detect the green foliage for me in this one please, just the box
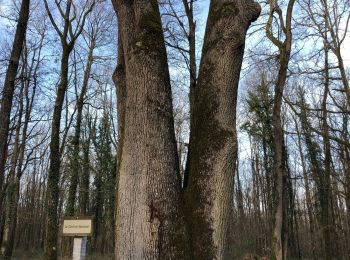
[90,110,117,253]
[241,74,273,140]
[241,72,277,225]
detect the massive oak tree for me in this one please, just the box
[185,1,260,259]
[112,0,260,259]
[112,0,190,258]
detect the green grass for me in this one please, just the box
[12,249,42,259]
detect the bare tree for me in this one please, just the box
[42,0,95,258]
[111,0,190,258]
[184,0,260,259]
[0,0,30,237]
[265,0,295,258]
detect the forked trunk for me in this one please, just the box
[185,1,260,259]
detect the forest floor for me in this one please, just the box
[12,249,114,259]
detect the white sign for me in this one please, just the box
[62,218,92,236]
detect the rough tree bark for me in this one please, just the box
[184,0,260,259]
[112,0,190,258]
[0,0,30,238]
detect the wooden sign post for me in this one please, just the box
[62,216,93,260]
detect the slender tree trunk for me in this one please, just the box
[295,119,316,259]
[182,0,196,189]
[112,1,190,258]
[1,40,37,255]
[298,93,334,258]
[338,114,350,256]
[266,1,295,258]
[236,165,245,222]
[320,41,335,260]
[185,1,260,259]
[0,70,25,258]
[79,131,91,215]
[66,40,95,216]
[43,0,94,256]
[44,45,72,260]
[322,0,350,107]
[0,0,30,235]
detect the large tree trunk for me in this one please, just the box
[184,1,260,259]
[0,0,30,236]
[112,20,126,198]
[112,0,190,258]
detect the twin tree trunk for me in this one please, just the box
[185,1,260,259]
[112,0,260,259]
[113,1,189,258]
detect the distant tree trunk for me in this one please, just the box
[44,44,72,260]
[322,0,350,107]
[2,76,33,258]
[1,35,38,255]
[320,41,336,260]
[0,0,30,236]
[341,115,350,239]
[182,0,196,189]
[79,128,91,215]
[92,153,103,251]
[66,39,95,216]
[0,68,25,258]
[236,160,245,221]
[43,0,94,257]
[112,0,190,258]
[184,0,260,259]
[298,91,333,259]
[295,118,316,259]
[265,1,295,258]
